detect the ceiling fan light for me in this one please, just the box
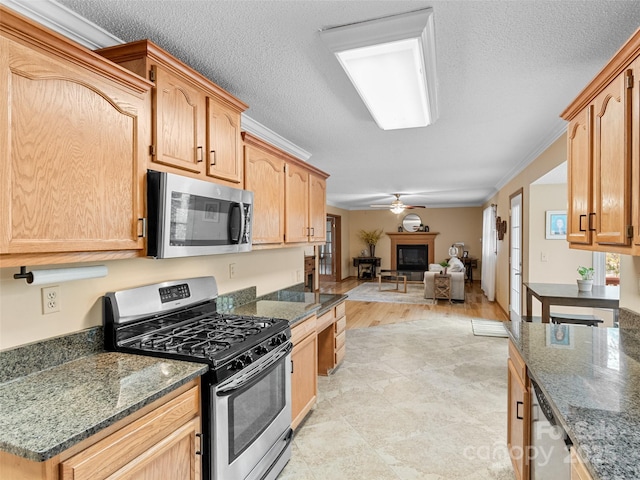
[320,8,438,131]
[391,204,406,214]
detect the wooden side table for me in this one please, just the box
[434,274,452,303]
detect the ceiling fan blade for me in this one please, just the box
[369,204,393,208]
[405,205,426,209]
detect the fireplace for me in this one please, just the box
[397,245,428,271]
[386,232,438,280]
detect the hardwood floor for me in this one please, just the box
[319,277,508,330]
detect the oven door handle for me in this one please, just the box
[216,342,292,396]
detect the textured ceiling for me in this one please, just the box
[54,0,640,210]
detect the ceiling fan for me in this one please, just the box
[369,194,426,214]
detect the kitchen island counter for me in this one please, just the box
[507,319,640,480]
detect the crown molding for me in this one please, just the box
[241,114,311,161]
[1,0,311,162]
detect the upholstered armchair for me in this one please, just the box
[424,257,466,302]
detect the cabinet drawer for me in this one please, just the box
[291,315,316,345]
[335,316,346,335]
[316,310,334,333]
[335,302,346,320]
[60,387,199,480]
[335,330,346,351]
[508,341,527,383]
[335,344,346,366]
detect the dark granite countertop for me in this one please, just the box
[0,350,207,462]
[507,320,640,480]
[228,291,347,326]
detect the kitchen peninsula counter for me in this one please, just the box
[507,319,640,480]
[228,290,347,326]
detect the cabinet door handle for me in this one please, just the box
[516,401,524,420]
[291,359,294,374]
[138,218,146,238]
[579,214,586,232]
[588,212,596,232]
[196,146,203,163]
[210,150,216,165]
[310,227,315,237]
[195,432,203,455]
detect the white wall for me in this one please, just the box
[0,247,305,350]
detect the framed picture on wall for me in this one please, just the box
[545,210,567,239]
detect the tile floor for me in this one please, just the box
[278,314,515,480]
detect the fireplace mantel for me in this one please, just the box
[386,232,439,269]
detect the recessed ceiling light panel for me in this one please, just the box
[320,8,438,130]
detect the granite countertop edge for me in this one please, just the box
[0,353,208,462]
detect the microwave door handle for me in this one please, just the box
[228,203,242,244]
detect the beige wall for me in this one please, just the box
[528,183,592,315]
[620,255,640,313]
[0,247,305,350]
[485,135,568,315]
[347,208,483,276]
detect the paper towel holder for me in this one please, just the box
[13,266,33,283]
[13,265,108,285]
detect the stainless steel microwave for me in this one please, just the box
[147,170,253,258]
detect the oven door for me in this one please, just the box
[212,342,292,480]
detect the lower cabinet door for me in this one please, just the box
[507,358,530,480]
[291,331,317,429]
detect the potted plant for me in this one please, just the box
[358,229,383,257]
[439,260,451,274]
[577,266,595,292]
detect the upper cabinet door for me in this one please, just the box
[566,107,593,245]
[592,70,633,246]
[309,174,327,243]
[244,144,285,244]
[285,163,310,243]
[0,34,149,260]
[207,97,243,184]
[153,65,205,174]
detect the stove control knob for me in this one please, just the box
[255,345,268,355]
[230,359,244,370]
[270,336,282,346]
[243,354,253,365]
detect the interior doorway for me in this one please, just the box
[509,190,523,320]
[319,214,341,281]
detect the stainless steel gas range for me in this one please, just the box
[103,277,292,480]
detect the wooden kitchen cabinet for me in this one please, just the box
[1,381,202,480]
[507,341,530,480]
[290,315,317,430]
[285,163,328,244]
[97,39,247,188]
[243,132,329,247]
[0,7,151,267]
[243,132,286,245]
[317,300,346,375]
[207,96,243,183]
[561,28,640,254]
[152,64,206,174]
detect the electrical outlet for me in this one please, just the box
[229,263,236,279]
[541,252,548,262]
[42,286,60,314]
[296,270,303,282]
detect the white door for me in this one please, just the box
[510,193,523,320]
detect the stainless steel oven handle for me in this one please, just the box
[217,342,292,395]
